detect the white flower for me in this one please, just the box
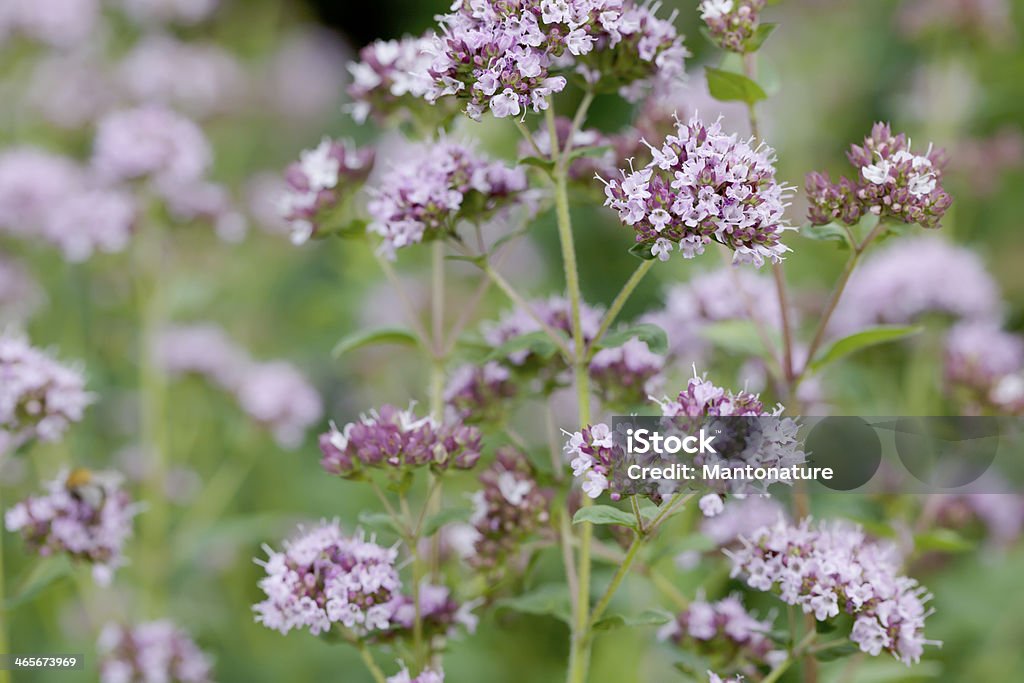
[652,237,674,261]
[489,88,522,118]
[581,470,609,499]
[907,172,936,197]
[699,493,724,517]
[299,138,340,192]
[700,0,735,20]
[861,159,891,185]
[496,471,533,506]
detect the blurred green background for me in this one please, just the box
[3,0,1024,681]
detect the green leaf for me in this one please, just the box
[745,22,778,51]
[517,155,556,172]
[593,609,673,631]
[485,330,561,362]
[915,528,973,553]
[3,556,73,610]
[421,507,472,537]
[599,323,669,355]
[673,650,712,677]
[495,584,572,624]
[801,221,852,247]
[332,327,421,358]
[808,325,923,374]
[572,505,637,529]
[628,241,657,261]
[705,67,768,105]
[814,641,861,661]
[700,319,772,357]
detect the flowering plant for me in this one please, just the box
[2,2,1022,683]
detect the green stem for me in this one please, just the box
[430,241,446,419]
[584,535,643,633]
[547,103,594,683]
[0,485,11,683]
[136,217,170,616]
[796,218,888,385]
[587,259,656,358]
[357,641,389,683]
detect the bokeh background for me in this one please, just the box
[2,0,1024,681]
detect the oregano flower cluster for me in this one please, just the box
[600,113,793,266]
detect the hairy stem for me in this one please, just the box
[357,641,389,683]
[0,486,10,683]
[136,217,170,616]
[797,219,888,384]
[547,102,593,683]
[585,535,643,633]
[588,259,656,358]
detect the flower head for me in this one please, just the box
[319,404,482,479]
[367,138,528,259]
[444,361,518,423]
[279,137,375,245]
[589,336,664,409]
[806,123,952,229]
[0,148,84,238]
[235,362,322,450]
[467,447,551,577]
[5,468,137,584]
[427,1,686,120]
[601,114,792,266]
[659,594,778,671]
[347,34,444,125]
[700,0,767,52]
[727,518,939,664]
[98,620,213,683]
[254,521,402,636]
[828,236,1000,337]
[0,332,92,453]
[92,106,211,184]
[42,188,137,262]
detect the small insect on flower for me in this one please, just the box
[5,468,139,585]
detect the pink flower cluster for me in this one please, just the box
[279,137,375,245]
[588,336,664,408]
[484,296,603,366]
[318,404,482,478]
[658,594,780,669]
[427,1,686,121]
[92,106,211,184]
[347,35,438,124]
[0,148,137,262]
[155,324,322,449]
[601,114,792,266]
[367,138,528,259]
[0,332,92,454]
[806,123,952,229]
[444,361,517,423]
[699,0,767,53]
[5,469,138,585]
[0,0,99,48]
[468,447,551,576]
[828,236,1000,337]
[727,518,939,665]
[254,522,403,636]
[98,620,214,683]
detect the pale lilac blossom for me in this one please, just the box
[92,106,211,184]
[0,332,92,453]
[235,362,323,449]
[5,468,137,585]
[0,148,84,238]
[118,0,219,26]
[253,521,402,636]
[366,138,527,259]
[727,518,939,664]
[41,188,136,262]
[700,0,766,52]
[98,620,214,683]
[600,114,792,266]
[829,236,1000,336]
[347,34,439,124]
